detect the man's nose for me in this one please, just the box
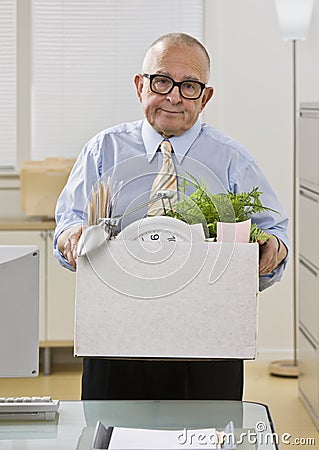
[166,85,182,103]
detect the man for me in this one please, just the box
[54,33,288,400]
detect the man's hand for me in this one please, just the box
[57,225,83,270]
[258,236,287,275]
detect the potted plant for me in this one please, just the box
[166,174,276,243]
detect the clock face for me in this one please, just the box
[138,229,186,243]
[116,216,196,242]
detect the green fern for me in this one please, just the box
[166,173,277,242]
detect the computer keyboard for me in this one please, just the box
[0,396,60,421]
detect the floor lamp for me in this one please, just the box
[269,0,314,377]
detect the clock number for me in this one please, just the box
[150,233,160,241]
[167,235,176,242]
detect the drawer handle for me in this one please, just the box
[300,258,318,276]
[299,326,317,350]
[300,189,319,203]
[300,110,319,119]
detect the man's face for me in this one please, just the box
[134,43,214,138]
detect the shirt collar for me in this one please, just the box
[142,119,201,164]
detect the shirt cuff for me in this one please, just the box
[259,257,287,292]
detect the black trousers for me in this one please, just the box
[81,358,243,400]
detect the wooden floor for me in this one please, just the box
[244,360,318,449]
[0,360,318,449]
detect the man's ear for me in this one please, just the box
[134,74,144,102]
[200,86,214,112]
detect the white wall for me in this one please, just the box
[0,174,23,218]
[2,0,319,359]
[204,0,294,359]
[299,0,319,101]
[202,0,319,359]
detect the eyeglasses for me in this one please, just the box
[143,73,206,100]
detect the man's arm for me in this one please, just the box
[232,159,289,290]
[57,224,83,270]
[53,134,103,271]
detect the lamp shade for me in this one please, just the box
[275,0,314,40]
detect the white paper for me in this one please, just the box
[108,426,218,449]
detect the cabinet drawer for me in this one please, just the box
[299,258,319,342]
[299,189,319,268]
[299,328,319,421]
[299,110,319,189]
[0,230,46,341]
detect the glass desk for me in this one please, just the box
[0,400,278,449]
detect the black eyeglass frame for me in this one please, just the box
[143,73,206,100]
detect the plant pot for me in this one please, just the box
[216,218,251,243]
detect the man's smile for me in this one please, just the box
[159,108,183,114]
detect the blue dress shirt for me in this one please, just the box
[54,119,289,290]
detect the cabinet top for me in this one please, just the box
[0,218,56,230]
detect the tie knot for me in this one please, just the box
[160,140,173,158]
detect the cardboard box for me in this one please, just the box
[74,240,259,360]
[20,158,75,218]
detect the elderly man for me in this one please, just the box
[54,33,288,400]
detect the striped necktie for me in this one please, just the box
[148,140,177,216]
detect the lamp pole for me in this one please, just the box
[269,39,298,377]
[269,0,313,377]
[292,38,298,369]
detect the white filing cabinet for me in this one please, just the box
[0,220,76,374]
[298,103,319,428]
